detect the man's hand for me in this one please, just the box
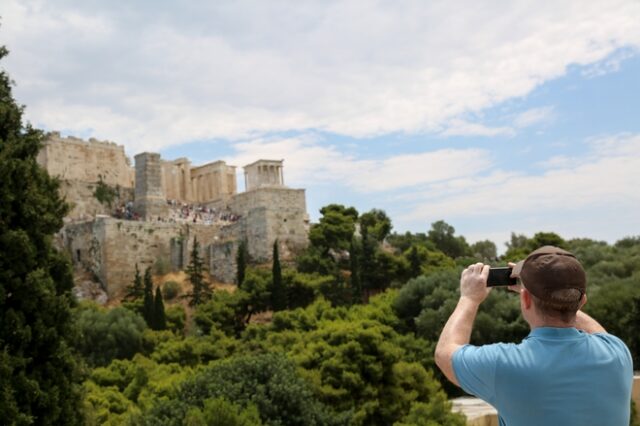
[435,262,491,386]
[460,262,492,304]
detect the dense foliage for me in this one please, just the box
[0,45,84,424]
[72,205,640,425]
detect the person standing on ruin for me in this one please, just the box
[435,246,633,425]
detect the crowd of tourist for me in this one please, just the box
[111,200,241,225]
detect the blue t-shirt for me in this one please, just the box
[452,328,633,426]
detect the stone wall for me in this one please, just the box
[61,218,226,297]
[228,187,309,257]
[60,186,310,295]
[37,132,134,188]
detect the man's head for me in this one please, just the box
[512,246,587,323]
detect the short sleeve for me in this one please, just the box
[452,344,498,403]
[593,333,633,370]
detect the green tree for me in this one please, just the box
[470,239,497,262]
[359,208,392,242]
[407,245,422,279]
[308,204,359,253]
[350,236,363,301]
[125,263,144,300]
[271,240,286,311]
[529,231,566,250]
[236,239,248,285]
[143,266,154,326]
[387,231,430,253]
[184,397,263,426]
[427,220,470,258]
[290,318,461,425]
[153,286,167,331]
[147,353,339,426]
[0,45,84,424]
[186,237,211,306]
[240,268,272,322]
[360,224,377,293]
[194,290,248,336]
[75,304,147,366]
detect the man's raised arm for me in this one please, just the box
[435,263,492,386]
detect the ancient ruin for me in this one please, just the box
[38,132,309,299]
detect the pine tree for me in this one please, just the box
[349,236,362,303]
[186,236,211,306]
[0,45,83,424]
[152,286,167,330]
[143,266,154,326]
[236,239,248,286]
[125,263,144,300]
[271,240,286,311]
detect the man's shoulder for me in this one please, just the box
[453,341,522,366]
[587,332,633,362]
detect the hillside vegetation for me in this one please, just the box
[77,207,640,425]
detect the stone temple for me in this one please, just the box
[37,132,309,299]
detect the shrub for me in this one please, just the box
[146,353,340,426]
[93,175,117,207]
[165,305,186,334]
[75,304,147,366]
[163,281,181,300]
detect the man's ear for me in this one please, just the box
[521,288,533,310]
[579,293,588,310]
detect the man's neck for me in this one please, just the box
[529,316,576,329]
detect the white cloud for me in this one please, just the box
[441,119,515,137]
[400,133,640,223]
[2,0,640,151]
[581,48,639,78]
[513,106,555,128]
[224,135,492,193]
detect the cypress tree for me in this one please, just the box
[271,240,286,311]
[125,263,144,300]
[236,239,248,286]
[143,266,154,326]
[0,45,83,424]
[153,286,167,330]
[408,245,422,279]
[349,236,362,303]
[186,236,210,306]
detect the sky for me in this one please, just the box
[2,0,640,252]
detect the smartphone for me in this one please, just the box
[487,267,517,287]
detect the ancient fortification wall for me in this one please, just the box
[61,218,226,297]
[60,188,309,296]
[227,188,308,257]
[38,132,134,188]
[46,132,309,297]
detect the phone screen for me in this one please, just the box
[487,267,517,287]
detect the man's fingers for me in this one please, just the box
[481,264,490,278]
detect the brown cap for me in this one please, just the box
[511,246,586,301]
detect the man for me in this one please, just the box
[435,246,633,425]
